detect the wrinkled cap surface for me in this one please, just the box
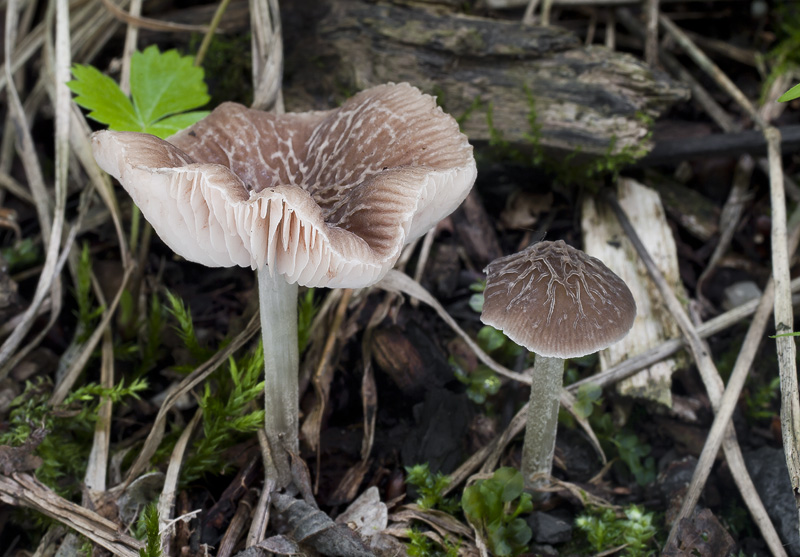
[481,240,636,359]
[92,83,476,288]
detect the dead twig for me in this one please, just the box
[606,192,787,557]
[0,474,143,557]
[766,127,800,540]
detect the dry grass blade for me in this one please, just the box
[250,0,284,111]
[645,0,659,65]
[303,288,354,494]
[98,0,210,32]
[158,408,202,553]
[606,193,787,557]
[0,171,35,204]
[69,106,131,267]
[119,0,142,93]
[49,264,133,405]
[0,474,143,557]
[378,269,531,384]
[247,432,275,547]
[658,14,765,129]
[766,127,800,538]
[84,330,115,497]
[0,0,69,375]
[125,312,260,484]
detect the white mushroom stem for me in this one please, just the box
[258,266,299,487]
[521,355,565,491]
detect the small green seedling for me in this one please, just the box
[406,528,460,557]
[461,467,533,557]
[575,504,657,556]
[136,503,162,557]
[68,45,210,138]
[573,383,603,420]
[405,463,460,514]
[452,361,501,404]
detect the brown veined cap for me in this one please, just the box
[480,240,636,359]
[92,83,476,288]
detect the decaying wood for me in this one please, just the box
[282,0,688,157]
[582,179,684,406]
[269,492,375,557]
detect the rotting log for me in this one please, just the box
[282,0,689,158]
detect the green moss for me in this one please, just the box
[480,87,651,184]
[189,33,253,107]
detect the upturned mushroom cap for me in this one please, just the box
[92,83,476,288]
[481,240,636,359]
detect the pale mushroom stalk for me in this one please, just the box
[90,83,477,489]
[481,240,636,492]
[258,268,299,481]
[522,355,564,488]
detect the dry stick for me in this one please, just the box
[568,276,800,391]
[218,487,259,557]
[98,0,209,33]
[663,133,800,553]
[124,313,260,484]
[767,127,800,538]
[249,0,284,112]
[616,8,738,135]
[696,155,754,296]
[658,12,800,547]
[0,170,35,203]
[247,430,276,547]
[605,10,615,50]
[158,408,202,554]
[522,0,540,25]
[118,0,142,94]
[682,29,759,67]
[606,194,787,556]
[644,0,659,66]
[658,14,765,129]
[0,474,143,557]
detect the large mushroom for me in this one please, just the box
[481,240,636,490]
[92,83,477,486]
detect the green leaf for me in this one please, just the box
[477,326,506,352]
[69,45,210,139]
[131,45,210,127]
[461,483,487,521]
[779,82,800,102]
[67,64,140,130]
[145,111,210,138]
[493,467,524,503]
[468,293,484,313]
[505,518,533,548]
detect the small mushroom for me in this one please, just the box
[481,240,636,490]
[92,83,476,486]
